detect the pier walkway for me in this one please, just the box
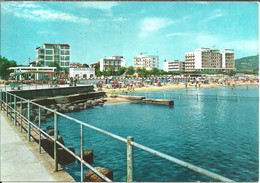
[0,112,74,181]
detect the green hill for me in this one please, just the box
[235,54,259,71]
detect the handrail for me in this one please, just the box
[0,90,234,182]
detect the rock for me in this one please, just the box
[49,104,55,110]
[22,108,35,120]
[78,103,85,110]
[77,150,94,164]
[46,111,54,117]
[42,135,65,158]
[98,103,104,107]
[57,147,76,165]
[87,100,92,104]
[34,115,47,123]
[84,167,113,182]
[46,126,53,131]
[84,104,93,109]
[91,101,99,106]
[68,106,75,112]
[48,129,59,136]
[74,105,80,112]
[96,99,103,103]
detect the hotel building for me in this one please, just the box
[163,60,185,72]
[36,43,70,68]
[133,55,159,71]
[99,56,126,72]
[185,48,235,72]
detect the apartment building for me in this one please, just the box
[133,55,159,71]
[185,48,235,72]
[36,43,70,68]
[99,56,126,72]
[163,60,185,72]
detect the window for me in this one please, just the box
[45,46,53,49]
[65,56,70,61]
[65,62,70,66]
[46,50,53,55]
[46,56,53,60]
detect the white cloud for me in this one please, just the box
[79,2,119,11]
[139,17,174,38]
[166,32,189,37]
[2,2,90,24]
[199,13,223,24]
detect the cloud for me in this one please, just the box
[139,17,174,38]
[198,9,224,25]
[166,32,189,37]
[79,2,119,11]
[2,2,91,24]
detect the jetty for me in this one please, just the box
[109,94,174,106]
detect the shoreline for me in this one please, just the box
[98,82,258,94]
[103,83,258,104]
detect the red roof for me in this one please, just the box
[30,61,36,64]
[44,43,53,46]
[90,62,100,66]
[60,44,70,47]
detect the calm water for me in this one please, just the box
[41,86,259,182]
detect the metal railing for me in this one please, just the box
[0,89,234,182]
[125,90,258,102]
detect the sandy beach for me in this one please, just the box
[96,81,258,95]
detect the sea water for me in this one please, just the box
[40,86,259,182]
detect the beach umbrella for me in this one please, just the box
[112,81,118,84]
[10,73,15,76]
[154,80,158,83]
[130,81,134,83]
[98,81,104,84]
[46,73,54,76]
[92,82,98,84]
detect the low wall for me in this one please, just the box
[9,86,95,99]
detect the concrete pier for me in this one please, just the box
[0,112,75,181]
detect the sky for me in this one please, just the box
[1,1,259,69]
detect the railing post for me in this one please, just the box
[20,100,23,133]
[127,136,133,182]
[27,100,31,142]
[54,109,58,171]
[14,96,17,126]
[6,92,8,117]
[80,124,84,182]
[39,106,41,154]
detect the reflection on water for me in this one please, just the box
[41,86,259,182]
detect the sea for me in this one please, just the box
[40,85,259,182]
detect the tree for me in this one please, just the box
[118,67,126,76]
[0,56,17,79]
[95,65,101,76]
[126,66,135,75]
[107,67,113,76]
[151,68,160,76]
[36,62,43,67]
[49,62,61,71]
[140,68,149,77]
[62,68,69,74]
[83,64,89,68]
[226,70,236,76]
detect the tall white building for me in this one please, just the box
[36,43,70,68]
[133,55,159,71]
[163,60,185,72]
[185,48,235,72]
[100,56,126,72]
